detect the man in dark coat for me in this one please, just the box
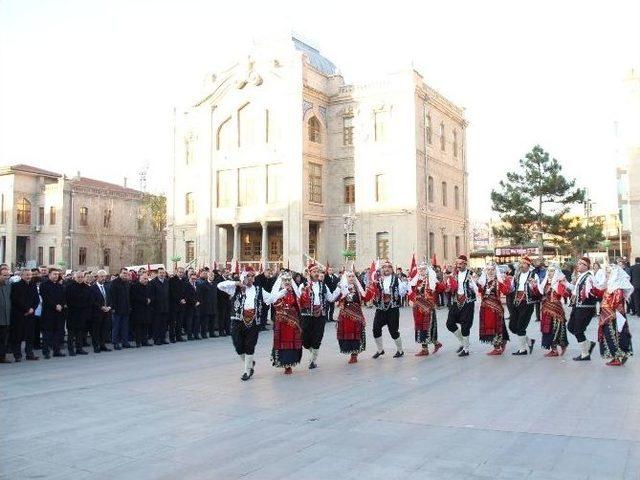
[109,268,132,349]
[130,272,152,347]
[324,265,340,322]
[65,271,92,355]
[630,257,640,316]
[149,267,170,345]
[211,269,228,336]
[40,269,67,358]
[0,267,12,362]
[168,267,187,342]
[255,267,276,331]
[196,269,215,338]
[10,269,40,361]
[89,269,112,353]
[183,271,200,340]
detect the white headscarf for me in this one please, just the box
[606,264,634,300]
[540,262,565,293]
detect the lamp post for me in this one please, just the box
[342,205,357,264]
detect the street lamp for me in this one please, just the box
[342,205,357,262]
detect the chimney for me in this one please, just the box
[76,170,81,178]
[124,177,127,188]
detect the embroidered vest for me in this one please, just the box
[230,286,263,326]
[374,275,401,310]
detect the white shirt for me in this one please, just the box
[217,280,283,308]
[97,282,106,300]
[382,275,392,294]
[517,272,528,292]
[380,274,410,297]
[457,270,467,295]
[300,281,341,303]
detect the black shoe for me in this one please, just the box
[142,341,152,347]
[26,355,40,361]
[136,342,142,348]
[202,333,209,339]
[53,351,66,357]
[162,340,170,345]
[94,346,101,353]
[187,335,194,341]
[169,338,176,343]
[43,353,51,359]
[194,335,201,340]
[122,343,132,349]
[393,351,404,358]
[309,361,317,369]
[100,345,112,352]
[573,354,591,361]
[68,350,76,356]
[372,350,385,359]
[512,350,528,356]
[114,344,122,350]
[456,345,464,354]
[588,341,596,355]
[241,372,251,381]
[76,349,88,355]
[458,350,470,357]
[176,337,186,342]
[528,339,536,354]
[14,356,22,362]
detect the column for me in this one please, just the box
[210,223,219,266]
[261,221,268,268]
[232,223,240,262]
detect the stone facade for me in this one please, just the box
[0,164,163,272]
[167,36,468,271]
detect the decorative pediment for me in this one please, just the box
[235,56,263,90]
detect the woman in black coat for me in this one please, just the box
[130,273,152,347]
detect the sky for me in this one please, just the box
[1,0,638,220]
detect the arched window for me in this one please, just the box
[426,114,432,144]
[216,117,232,150]
[428,176,434,203]
[454,185,460,210]
[442,181,448,207]
[16,198,31,225]
[453,130,458,157]
[439,122,445,151]
[308,116,321,143]
[185,192,195,215]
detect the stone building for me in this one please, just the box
[0,164,163,271]
[167,35,469,271]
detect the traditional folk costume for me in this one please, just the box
[539,266,570,357]
[567,257,603,361]
[298,267,340,369]
[476,265,511,355]
[218,268,282,381]
[270,273,303,374]
[445,255,478,357]
[369,262,410,359]
[408,263,444,357]
[508,256,541,355]
[598,265,634,366]
[336,272,373,363]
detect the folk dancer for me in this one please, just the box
[270,272,303,375]
[445,255,478,357]
[477,263,511,355]
[217,267,281,381]
[336,270,373,363]
[508,256,541,356]
[369,260,410,359]
[566,257,603,361]
[298,264,340,369]
[408,262,444,357]
[539,263,570,357]
[598,264,633,366]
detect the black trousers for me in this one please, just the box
[91,313,110,348]
[33,315,42,349]
[10,314,35,358]
[0,325,9,358]
[201,314,214,335]
[42,315,65,355]
[153,312,168,343]
[67,318,86,352]
[631,288,640,316]
[216,304,229,335]
[184,308,199,337]
[134,323,150,344]
[327,302,335,322]
[568,306,596,343]
[446,302,474,337]
[373,307,401,340]
[169,309,183,340]
[509,302,535,336]
[301,314,326,349]
[231,321,259,355]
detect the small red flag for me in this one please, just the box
[408,253,417,280]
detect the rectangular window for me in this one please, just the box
[443,234,448,260]
[375,174,388,203]
[217,170,234,207]
[103,248,111,267]
[103,209,112,228]
[376,232,390,260]
[0,194,5,224]
[343,116,354,146]
[185,241,194,263]
[48,246,55,265]
[37,246,44,265]
[454,186,460,210]
[442,182,448,207]
[238,167,260,207]
[455,236,461,257]
[308,163,322,204]
[309,224,318,259]
[265,109,270,143]
[429,232,435,258]
[79,207,88,226]
[49,206,56,225]
[267,164,284,204]
[38,206,45,226]
[344,177,355,204]
[185,192,195,215]
[79,247,87,266]
[428,176,434,203]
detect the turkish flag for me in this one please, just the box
[431,253,438,266]
[408,253,417,280]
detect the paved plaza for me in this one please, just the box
[2,306,639,480]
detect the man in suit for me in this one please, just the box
[10,269,40,361]
[169,267,187,342]
[65,271,92,356]
[255,267,276,331]
[196,269,215,338]
[109,268,132,350]
[183,271,200,340]
[149,267,170,344]
[324,266,340,322]
[630,257,640,316]
[40,269,66,359]
[89,269,112,353]
[211,269,228,336]
[0,267,12,363]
